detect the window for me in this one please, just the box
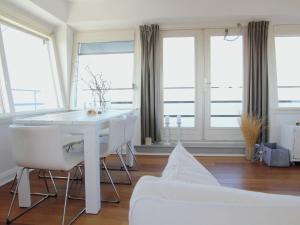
[0,60,4,114]
[275,36,300,107]
[76,41,134,109]
[163,37,195,127]
[0,24,61,112]
[209,35,243,127]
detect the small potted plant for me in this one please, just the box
[240,114,262,161]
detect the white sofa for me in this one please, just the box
[129,143,300,225]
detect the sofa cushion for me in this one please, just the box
[161,142,220,186]
[130,176,300,225]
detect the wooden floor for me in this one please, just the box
[1,155,300,225]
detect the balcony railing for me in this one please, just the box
[12,89,44,111]
[277,86,300,105]
[82,87,133,106]
[163,86,242,118]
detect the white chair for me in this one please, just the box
[100,118,132,202]
[7,125,85,225]
[9,134,84,193]
[102,114,138,171]
[37,134,84,181]
[124,114,138,168]
[99,127,109,137]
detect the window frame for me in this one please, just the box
[273,25,300,111]
[70,30,137,110]
[0,77,5,113]
[160,29,203,141]
[162,35,196,128]
[203,28,246,140]
[0,26,14,113]
[75,50,135,109]
[0,21,65,116]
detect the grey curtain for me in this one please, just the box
[247,21,269,143]
[140,24,161,144]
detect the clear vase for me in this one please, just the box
[97,100,108,114]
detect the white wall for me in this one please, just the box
[55,25,74,107]
[0,119,16,186]
[270,110,300,142]
[29,0,69,22]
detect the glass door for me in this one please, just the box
[204,30,244,140]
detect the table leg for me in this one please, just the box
[18,167,31,207]
[84,125,101,214]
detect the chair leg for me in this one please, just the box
[9,174,17,195]
[62,172,70,225]
[102,144,138,172]
[69,167,78,193]
[62,170,85,225]
[78,166,83,182]
[11,170,58,197]
[68,166,82,195]
[116,148,132,185]
[7,168,25,224]
[6,168,56,225]
[101,159,120,203]
[48,171,58,194]
[39,168,83,181]
[43,170,50,193]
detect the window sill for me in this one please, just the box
[137,140,244,148]
[0,108,68,124]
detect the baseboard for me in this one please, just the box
[136,152,245,157]
[0,167,17,187]
[135,143,245,156]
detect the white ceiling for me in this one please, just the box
[66,0,300,30]
[65,0,106,2]
[4,0,300,31]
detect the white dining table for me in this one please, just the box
[13,109,134,214]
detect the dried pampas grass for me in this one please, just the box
[240,114,262,160]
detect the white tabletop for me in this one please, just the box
[14,109,134,125]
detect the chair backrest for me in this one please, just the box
[106,118,126,154]
[10,125,67,170]
[124,114,137,143]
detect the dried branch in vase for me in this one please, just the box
[82,66,111,113]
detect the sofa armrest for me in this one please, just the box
[129,176,300,225]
